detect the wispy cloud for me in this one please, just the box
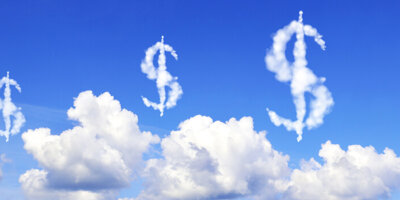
[0,153,11,180]
[141,36,183,116]
[265,11,334,141]
[0,71,25,142]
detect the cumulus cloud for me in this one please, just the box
[115,115,400,200]
[135,115,290,200]
[265,11,334,141]
[20,91,159,200]
[19,169,117,200]
[141,36,183,116]
[0,71,25,142]
[284,141,400,200]
[19,100,400,200]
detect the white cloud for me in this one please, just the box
[117,115,400,200]
[265,11,333,141]
[0,71,26,142]
[19,169,117,200]
[136,115,290,200]
[141,36,183,116]
[20,91,159,200]
[19,100,400,200]
[284,141,400,200]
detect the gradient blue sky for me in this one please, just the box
[0,0,399,199]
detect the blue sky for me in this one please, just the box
[0,0,399,199]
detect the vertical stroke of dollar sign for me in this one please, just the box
[0,71,25,142]
[265,11,334,142]
[141,36,183,116]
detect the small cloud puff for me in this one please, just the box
[0,153,11,180]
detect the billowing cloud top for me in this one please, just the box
[285,141,400,200]
[0,71,25,142]
[265,11,334,142]
[124,115,400,200]
[136,115,290,200]
[20,91,159,200]
[141,36,183,116]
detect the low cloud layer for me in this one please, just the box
[141,36,183,116]
[0,71,25,142]
[20,91,159,200]
[265,11,334,141]
[17,91,400,200]
[285,141,400,200]
[123,116,400,200]
[20,169,117,200]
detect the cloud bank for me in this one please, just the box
[122,116,400,200]
[19,91,159,200]
[18,92,400,200]
[141,36,183,116]
[284,141,400,200]
[0,71,25,142]
[265,11,334,141]
[120,116,400,200]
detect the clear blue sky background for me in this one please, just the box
[0,0,399,199]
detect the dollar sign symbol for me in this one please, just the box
[265,11,334,142]
[141,36,183,116]
[0,71,25,142]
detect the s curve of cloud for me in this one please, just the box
[265,11,334,142]
[0,71,25,142]
[141,36,183,117]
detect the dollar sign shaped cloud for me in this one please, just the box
[0,71,25,142]
[141,36,183,116]
[265,11,334,142]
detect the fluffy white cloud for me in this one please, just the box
[19,169,117,200]
[17,91,400,200]
[119,115,400,200]
[265,11,333,141]
[0,71,25,142]
[284,141,400,200]
[136,115,290,200]
[20,169,117,200]
[19,91,159,200]
[141,36,183,116]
